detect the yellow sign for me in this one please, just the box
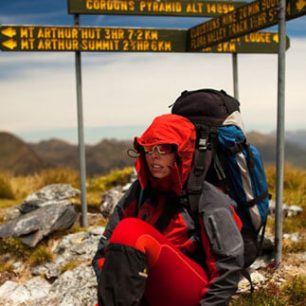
[0,26,185,52]
[0,25,289,54]
[68,0,246,17]
[188,0,306,50]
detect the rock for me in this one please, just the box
[250,254,274,270]
[284,205,303,217]
[32,227,104,280]
[19,184,80,214]
[0,277,51,305]
[48,265,97,306]
[0,204,77,247]
[99,186,124,218]
[283,232,300,242]
[0,266,97,306]
[237,270,267,293]
[269,200,303,217]
[1,207,21,222]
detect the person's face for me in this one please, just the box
[144,145,176,179]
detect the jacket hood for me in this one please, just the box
[134,114,196,195]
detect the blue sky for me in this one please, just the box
[0,0,305,143]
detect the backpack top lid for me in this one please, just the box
[171,89,240,126]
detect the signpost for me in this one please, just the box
[68,0,246,17]
[201,31,290,53]
[0,25,186,52]
[188,0,306,50]
[2,2,303,246]
[0,25,289,53]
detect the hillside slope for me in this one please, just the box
[0,132,46,175]
[1,130,305,176]
[29,138,133,176]
[248,131,306,167]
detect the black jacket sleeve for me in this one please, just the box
[199,182,244,306]
[92,180,141,280]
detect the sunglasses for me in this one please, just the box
[143,144,175,155]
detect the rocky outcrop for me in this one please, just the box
[0,226,103,306]
[18,184,80,214]
[0,184,79,247]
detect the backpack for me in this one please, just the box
[171,89,270,266]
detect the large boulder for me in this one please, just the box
[0,204,77,247]
[18,184,80,214]
[0,184,80,247]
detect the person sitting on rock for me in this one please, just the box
[92,113,244,306]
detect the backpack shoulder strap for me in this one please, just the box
[187,126,216,216]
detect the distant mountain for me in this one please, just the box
[1,130,305,176]
[85,139,133,176]
[285,130,306,150]
[30,139,79,170]
[0,132,47,175]
[29,138,134,176]
[247,131,306,168]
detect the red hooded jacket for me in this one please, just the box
[92,114,244,305]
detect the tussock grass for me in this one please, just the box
[0,167,133,210]
[60,259,83,273]
[231,275,306,306]
[27,244,54,267]
[0,237,54,269]
[0,237,31,259]
[0,167,79,208]
[282,238,306,253]
[86,167,134,208]
[87,167,133,193]
[0,173,15,200]
[266,164,306,208]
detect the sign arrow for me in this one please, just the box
[272,34,279,43]
[2,39,17,50]
[1,27,17,38]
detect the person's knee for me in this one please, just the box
[110,218,152,246]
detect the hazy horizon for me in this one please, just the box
[1,125,304,145]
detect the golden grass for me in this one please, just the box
[60,259,84,274]
[265,163,306,208]
[230,275,306,306]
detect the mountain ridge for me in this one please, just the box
[0,130,305,176]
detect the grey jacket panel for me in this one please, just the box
[199,182,244,306]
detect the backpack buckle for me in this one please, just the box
[198,138,208,150]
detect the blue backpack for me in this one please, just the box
[218,125,270,232]
[171,89,270,242]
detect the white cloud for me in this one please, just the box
[0,37,306,137]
